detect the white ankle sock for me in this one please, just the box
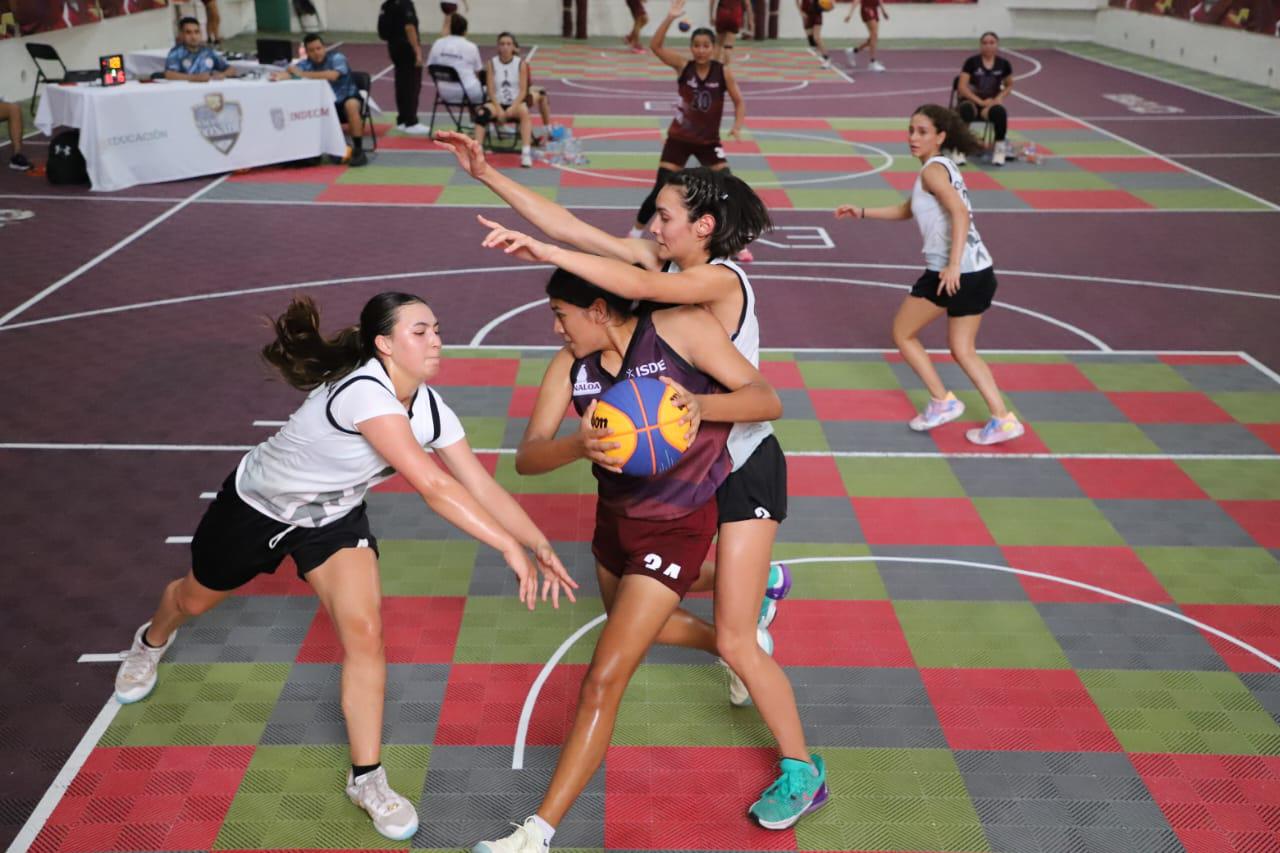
[531,814,555,843]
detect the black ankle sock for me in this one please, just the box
[140,628,162,649]
[352,762,381,780]
[352,137,363,153]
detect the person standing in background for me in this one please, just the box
[379,0,432,135]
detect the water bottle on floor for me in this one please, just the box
[1023,142,1040,165]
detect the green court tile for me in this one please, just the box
[453,596,606,663]
[894,601,1070,669]
[836,457,966,498]
[336,165,454,185]
[1133,189,1269,211]
[102,663,290,747]
[380,540,478,596]
[883,154,923,173]
[827,117,911,130]
[571,152,659,170]
[799,360,900,390]
[515,356,553,386]
[613,664,774,746]
[905,389,1017,421]
[991,170,1114,191]
[1078,670,1280,756]
[1136,547,1280,605]
[754,139,856,155]
[1033,422,1162,455]
[458,416,506,449]
[217,745,429,849]
[1209,392,1280,424]
[724,168,779,186]
[772,544,886,600]
[1178,459,1280,500]
[771,419,831,452]
[1077,362,1194,392]
[571,115,665,128]
[974,497,1125,547]
[795,748,989,852]
[982,353,1070,363]
[786,188,904,210]
[492,454,598,494]
[761,350,796,361]
[436,185,557,205]
[446,348,522,359]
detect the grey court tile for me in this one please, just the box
[1006,391,1129,423]
[1103,171,1216,191]
[1066,353,1161,364]
[206,181,327,201]
[947,458,1084,499]
[1140,423,1275,455]
[417,745,604,849]
[368,492,472,539]
[1034,602,1228,671]
[469,540,599,598]
[775,496,861,543]
[261,663,448,746]
[777,388,816,419]
[822,420,931,453]
[555,187,641,206]
[1096,499,1256,547]
[889,360,971,390]
[968,189,1033,210]
[870,545,1027,601]
[1240,673,1280,725]
[790,666,946,748]
[447,163,563,186]
[501,414,578,448]
[166,596,317,663]
[434,386,513,416]
[1172,363,1279,392]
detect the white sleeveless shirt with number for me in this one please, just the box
[910,155,993,273]
[490,54,522,107]
[664,257,772,472]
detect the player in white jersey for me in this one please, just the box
[835,104,1025,446]
[112,293,577,840]
[437,129,827,832]
[482,32,539,167]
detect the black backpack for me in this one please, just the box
[377,0,404,41]
[47,130,89,186]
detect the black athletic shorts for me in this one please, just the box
[716,434,788,525]
[910,266,998,317]
[191,471,379,591]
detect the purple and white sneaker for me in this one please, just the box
[966,414,1025,446]
[909,392,965,432]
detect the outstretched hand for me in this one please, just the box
[533,541,579,607]
[434,130,489,179]
[477,215,557,263]
[834,205,864,220]
[668,0,687,19]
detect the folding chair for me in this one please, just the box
[949,75,995,148]
[350,70,377,152]
[426,64,485,135]
[26,43,98,117]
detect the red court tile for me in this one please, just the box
[508,384,577,419]
[606,746,795,851]
[297,596,465,663]
[1218,501,1280,548]
[837,128,909,142]
[920,668,1121,752]
[882,169,1003,192]
[435,663,584,746]
[432,358,520,386]
[758,359,805,388]
[1061,458,1209,500]
[1002,545,1172,604]
[1247,424,1280,453]
[722,138,763,155]
[989,361,1096,391]
[1066,156,1180,173]
[35,746,252,853]
[1106,392,1235,424]
[513,493,597,541]
[785,455,846,496]
[929,420,1050,454]
[852,497,995,546]
[559,168,657,187]
[235,557,310,596]
[228,163,347,183]
[375,134,440,150]
[315,184,444,204]
[1158,354,1247,365]
[773,600,915,667]
[764,155,873,172]
[1131,754,1280,850]
[809,389,917,421]
[752,187,793,209]
[1180,604,1280,674]
[1016,189,1152,210]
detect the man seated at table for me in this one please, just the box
[274,34,367,167]
[165,16,240,82]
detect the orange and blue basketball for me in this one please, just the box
[592,377,690,477]
[818,0,834,9]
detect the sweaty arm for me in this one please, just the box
[515,348,614,475]
[657,307,782,424]
[546,243,738,305]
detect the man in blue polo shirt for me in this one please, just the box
[275,34,367,166]
[165,16,239,82]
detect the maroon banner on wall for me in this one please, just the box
[1,0,169,40]
[1110,0,1279,37]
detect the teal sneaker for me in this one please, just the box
[758,562,792,628]
[749,754,829,830]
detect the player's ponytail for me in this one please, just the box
[913,103,984,157]
[668,167,773,259]
[262,292,425,390]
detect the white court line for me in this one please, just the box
[525,45,539,63]
[808,47,854,84]
[1079,114,1280,121]
[0,442,253,451]
[369,62,396,82]
[253,420,286,427]
[0,174,230,328]
[200,492,217,499]
[1239,351,1280,386]
[165,536,193,544]
[511,553,1280,768]
[78,653,124,663]
[1003,48,1280,214]
[1053,46,1280,118]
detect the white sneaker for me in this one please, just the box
[725,626,775,708]
[845,47,856,66]
[520,149,533,168]
[346,767,419,841]
[992,140,1007,167]
[947,149,967,167]
[473,816,548,852]
[398,123,432,136]
[114,623,175,704]
[869,59,886,72]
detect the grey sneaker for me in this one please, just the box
[114,623,174,704]
[726,626,775,707]
[346,766,419,840]
[472,815,548,852]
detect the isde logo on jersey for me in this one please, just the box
[625,360,666,379]
[573,364,602,396]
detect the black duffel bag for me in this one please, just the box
[47,129,89,186]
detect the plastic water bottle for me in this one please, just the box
[1023,142,1040,165]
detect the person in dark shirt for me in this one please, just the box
[957,31,1015,164]
[274,34,368,166]
[380,0,431,134]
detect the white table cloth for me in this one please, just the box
[34,78,348,192]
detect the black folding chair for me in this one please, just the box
[350,70,377,152]
[949,75,996,148]
[426,64,485,135]
[26,43,98,117]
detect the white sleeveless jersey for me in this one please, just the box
[665,257,772,471]
[910,155,993,273]
[490,54,522,107]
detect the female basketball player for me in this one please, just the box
[835,104,1025,445]
[112,293,577,841]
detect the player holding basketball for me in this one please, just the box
[835,105,1025,445]
[710,0,752,64]
[111,293,577,841]
[845,0,887,71]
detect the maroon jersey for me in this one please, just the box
[570,311,731,521]
[669,61,727,145]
